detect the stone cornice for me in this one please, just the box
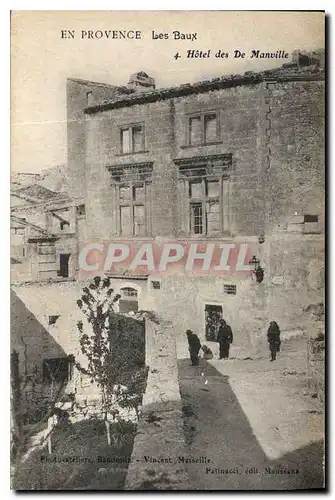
[173,154,232,167]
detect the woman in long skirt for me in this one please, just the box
[267,321,281,361]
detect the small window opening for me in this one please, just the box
[48,315,60,326]
[223,284,237,295]
[76,204,86,217]
[86,91,93,105]
[304,215,318,223]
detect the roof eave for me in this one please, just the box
[84,73,325,115]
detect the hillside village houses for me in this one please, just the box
[11,50,325,415]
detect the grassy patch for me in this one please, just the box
[181,397,198,445]
[138,472,174,490]
[13,419,136,490]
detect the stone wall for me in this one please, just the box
[11,289,68,422]
[125,316,190,490]
[265,80,324,228]
[11,280,96,418]
[67,79,118,201]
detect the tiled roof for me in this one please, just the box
[12,184,62,202]
[85,61,325,114]
[67,77,117,89]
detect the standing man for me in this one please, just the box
[186,330,201,366]
[217,319,233,360]
[267,321,281,361]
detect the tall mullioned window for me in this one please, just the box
[120,185,145,236]
[175,154,232,237]
[107,162,153,237]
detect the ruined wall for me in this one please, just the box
[38,165,69,194]
[125,316,190,490]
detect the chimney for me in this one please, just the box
[127,71,156,92]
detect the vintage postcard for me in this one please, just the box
[10,11,325,490]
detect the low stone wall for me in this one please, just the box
[125,316,190,490]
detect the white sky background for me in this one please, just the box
[11,11,324,174]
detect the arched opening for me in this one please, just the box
[119,286,139,314]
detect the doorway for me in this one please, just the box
[205,304,223,341]
[59,253,70,278]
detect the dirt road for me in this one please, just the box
[178,357,324,490]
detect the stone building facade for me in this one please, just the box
[78,56,324,357]
[10,181,83,282]
[11,53,325,411]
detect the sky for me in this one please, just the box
[11,11,324,174]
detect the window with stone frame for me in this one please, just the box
[188,179,221,236]
[120,185,146,236]
[120,124,145,154]
[107,162,153,236]
[190,201,203,234]
[223,284,237,295]
[187,112,219,146]
[175,154,232,236]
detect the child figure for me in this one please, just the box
[202,345,213,360]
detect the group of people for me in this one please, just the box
[186,320,281,366]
